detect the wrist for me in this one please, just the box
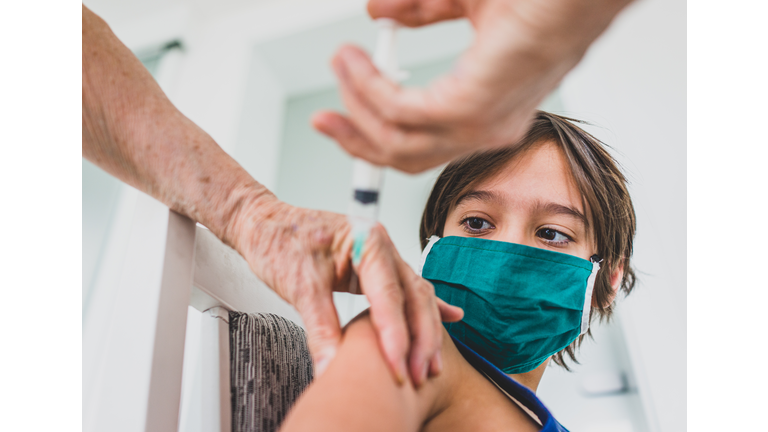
[130,109,280,254]
[219,183,281,255]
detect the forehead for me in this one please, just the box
[468,141,585,214]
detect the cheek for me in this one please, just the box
[443,222,463,237]
[577,232,599,261]
[576,245,596,261]
[568,238,596,261]
[441,213,464,237]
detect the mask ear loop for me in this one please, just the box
[417,235,441,277]
[581,255,603,335]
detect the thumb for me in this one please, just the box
[296,290,343,377]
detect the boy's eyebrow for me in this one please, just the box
[533,200,589,228]
[455,190,588,228]
[455,190,505,208]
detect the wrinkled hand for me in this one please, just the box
[228,194,463,386]
[313,0,632,173]
[82,1,463,388]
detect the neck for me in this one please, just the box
[507,358,549,392]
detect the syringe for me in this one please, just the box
[348,19,407,267]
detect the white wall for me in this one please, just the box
[82,159,122,311]
[558,0,687,430]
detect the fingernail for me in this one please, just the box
[395,359,407,386]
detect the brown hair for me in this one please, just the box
[420,111,637,370]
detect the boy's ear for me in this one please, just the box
[591,263,624,308]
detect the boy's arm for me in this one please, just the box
[280,311,450,432]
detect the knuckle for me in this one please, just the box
[379,280,405,305]
[411,277,435,303]
[419,278,435,296]
[387,152,413,172]
[401,162,425,175]
[379,102,402,123]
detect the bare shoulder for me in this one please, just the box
[341,312,539,432]
[338,310,456,415]
[421,330,542,432]
[281,311,540,432]
[280,310,436,432]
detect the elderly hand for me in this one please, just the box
[226,193,463,385]
[82,3,461,388]
[312,0,632,173]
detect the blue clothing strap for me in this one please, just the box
[451,334,570,432]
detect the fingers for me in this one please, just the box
[437,297,464,322]
[311,111,383,164]
[332,49,410,158]
[356,225,412,385]
[295,280,344,378]
[312,110,441,173]
[367,0,466,27]
[325,45,473,173]
[333,45,432,126]
[397,256,443,388]
[316,79,446,173]
[358,224,447,388]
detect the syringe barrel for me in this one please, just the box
[349,159,382,224]
[347,18,402,266]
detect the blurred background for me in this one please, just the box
[82,0,685,431]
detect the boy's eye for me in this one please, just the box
[536,228,571,244]
[461,217,494,233]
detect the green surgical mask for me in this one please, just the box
[419,236,601,374]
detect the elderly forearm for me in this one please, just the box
[81,5,271,247]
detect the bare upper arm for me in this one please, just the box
[280,310,441,432]
[280,310,543,432]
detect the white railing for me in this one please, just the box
[84,197,301,432]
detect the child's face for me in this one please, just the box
[443,140,597,261]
